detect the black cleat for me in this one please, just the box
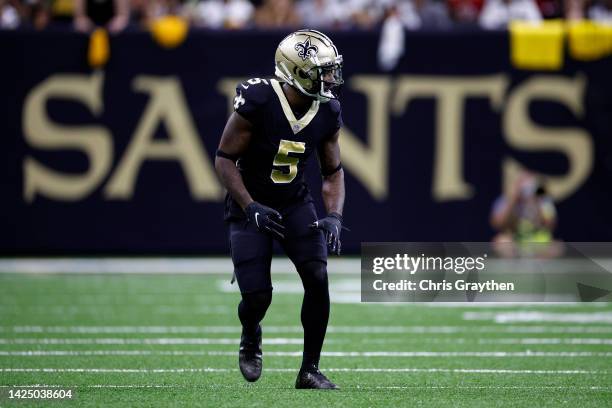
[295,366,338,389]
[238,326,262,382]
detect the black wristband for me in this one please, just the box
[321,162,342,177]
[216,149,240,162]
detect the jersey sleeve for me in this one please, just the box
[233,79,271,125]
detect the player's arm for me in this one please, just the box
[319,130,345,216]
[74,0,93,32]
[108,0,130,32]
[310,130,346,255]
[490,196,518,231]
[215,112,254,211]
[215,112,285,239]
[491,175,526,231]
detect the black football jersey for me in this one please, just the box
[225,78,343,220]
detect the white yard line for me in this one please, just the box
[479,338,612,345]
[1,384,610,390]
[0,338,310,345]
[218,280,362,294]
[2,325,611,334]
[1,337,610,345]
[363,337,612,345]
[0,258,360,275]
[0,368,606,374]
[1,350,611,358]
[463,311,612,324]
[425,302,608,308]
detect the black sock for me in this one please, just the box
[297,261,330,371]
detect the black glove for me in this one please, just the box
[309,212,344,255]
[245,202,285,240]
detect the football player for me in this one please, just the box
[215,29,346,389]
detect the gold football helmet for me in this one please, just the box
[274,29,344,103]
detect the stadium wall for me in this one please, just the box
[1,29,611,254]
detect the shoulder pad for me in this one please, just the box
[328,99,342,116]
[235,78,273,105]
[233,78,273,123]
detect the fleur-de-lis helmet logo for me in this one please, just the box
[294,37,318,61]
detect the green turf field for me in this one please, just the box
[0,259,611,407]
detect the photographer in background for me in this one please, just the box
[588,0,612,22]
[479,0,541,29]
[0,0,20,28]
[490,171,561,257]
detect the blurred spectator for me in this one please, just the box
[394,0,419,27]
[379,4,404,69]
[535,0,563,19]
[129,0,188,28]
[447,0,484,24]
[378,0,451,72]
[6,0,610,31]
[490,171,558,257]
[16,0,53,30]
[254,0,300,28]
[296,0,348,29]
[148,0,184,18]
[588,0,612,22]
[565,0,586,19]
[418,0,452,27]
[479,0,541,29]
[348,0,389,28]
[185,0,254,29]
[0,0,20,28]
[30,0,50,29]
[129,0,151,27]
[395,0,452,28]
[74,0,130,32]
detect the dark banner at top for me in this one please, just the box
[1,29,612,254]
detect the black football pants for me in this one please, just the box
[229,201,329,368]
